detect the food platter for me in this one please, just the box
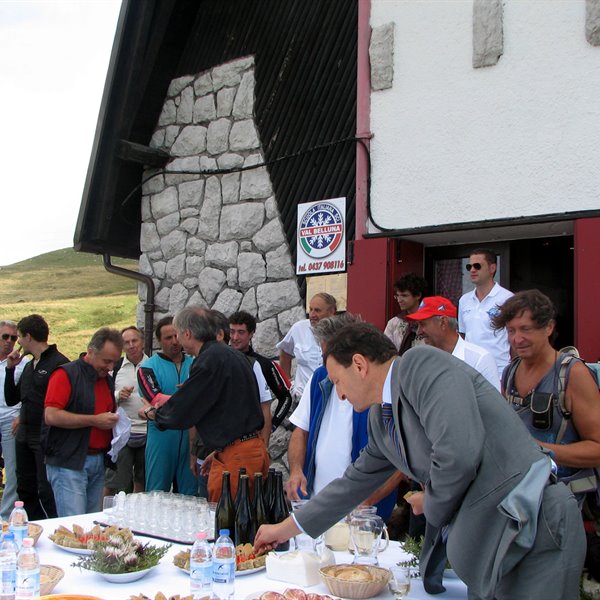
[52,542,94,556]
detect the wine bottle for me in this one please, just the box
[253,473,268,528]
[234,475,256,546]
[263,467,275,510]
[233,467,247,512]
[214,471,235,544]
[270,471,290,551]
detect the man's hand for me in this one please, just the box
[118,386,134,402]
[200,451,215,476]
[405,491,425,515]
[285,470,308,501]
[6,349,24,369]
[95,412,120,430]
[11,416,19,437]
[254,518,300,555]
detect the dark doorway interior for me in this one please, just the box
[425,235,574,349]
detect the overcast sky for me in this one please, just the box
[0,0,121,266]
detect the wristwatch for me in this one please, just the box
[144,406,156,416]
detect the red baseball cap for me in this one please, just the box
[405,296,457,320]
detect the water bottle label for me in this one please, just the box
[8,526,27,549]
[0,568,16,593]
[190,562,212,592]
[15,569,39,598]
[212,561,235,584]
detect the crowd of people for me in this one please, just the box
[0,246,598,599]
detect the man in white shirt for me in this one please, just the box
[458,248,513,380]
[0,319,28,519]
[407,296,500,390]
[276,293,337,399]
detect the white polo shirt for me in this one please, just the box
[451,336,500,391]
[458,283,513,380]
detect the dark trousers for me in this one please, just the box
[15,434,57,520]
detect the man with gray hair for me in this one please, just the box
[406,296,500,390]
[145,307,269,501]
[43,328,121,516]
[285,313,400,521]
[0,319,28,519]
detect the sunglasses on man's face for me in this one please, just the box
[1,334,17,342]
[465,263,482,272]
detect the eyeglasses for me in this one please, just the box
[465,263,482,272]
[1,334,17,342]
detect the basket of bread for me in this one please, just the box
[319,563,391,599]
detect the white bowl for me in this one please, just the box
[98,566,155,583]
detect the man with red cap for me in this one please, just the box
[406,296,500,390]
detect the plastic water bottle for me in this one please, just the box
[8,503,28,551]
[190,531,212,599]
[0,532,18,600]
[15,538,38,600]
[212,528,235,600]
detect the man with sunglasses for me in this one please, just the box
[458,248,513,380]
[0,320,28,519]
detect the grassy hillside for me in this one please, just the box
[0,248,140,359]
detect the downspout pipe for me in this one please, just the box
[102,254,155,356]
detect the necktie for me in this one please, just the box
[381,403,401,455]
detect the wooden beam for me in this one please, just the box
[117,139,170,167]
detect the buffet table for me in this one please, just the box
[33,513,468,599]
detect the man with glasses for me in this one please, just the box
[0,320,28,519]
[458,248,513,380]
[4,314,69,519]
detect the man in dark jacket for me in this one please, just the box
[4,314,69,519]
[44,328,121,516]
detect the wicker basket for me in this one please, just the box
[40,565,65,596]
[320,563,391,599]
[28,522,43,545]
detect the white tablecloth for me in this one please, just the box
[33,512,468,599]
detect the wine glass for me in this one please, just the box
[388,565,411,599]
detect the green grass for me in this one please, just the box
[0,248,140,359]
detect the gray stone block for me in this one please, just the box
[188,290,208,308]
[180,208,200,218]
[212,56,254,91]
[160,229,186,260]
[180,217,199,235]
[222,173,240,204]
[587,0,600,46]
[239,288,257,316]
[238,252,266,289]
[473,0,503,68]
[229,120,260,151]
[186,255,205,276]
[186,237,206,255]
[200,156,218,172]
[179,179,205,209]
[277,306,307,336]
[232,71,254,119]
[154,261,166,279]
[266,244,295,280]
[165,157,200,185]
[212,288,243,315]
[226,267,238,287]
[171,125,207,156]
[220,203,264,240]
[217,153,244,170]
[154,286,171,312]
[241,241,253,252]
[169,283,189,314]
[165,126,180,148]
[264,196,279,220]
[194,72,213,96]
[158,99,176,126]
[240,166,273,199]
[370,22,395,91]
[166,254,186,283]
[156,212,180,236]
[176,86,194,124]
[198,267,226,305]
[253,218,286,252]
[142,170,165,196]
[207,118,232,155]
[141,196,152,222]
[140,223,161,253]
[149,129,165,149]
[253,318,280,359]
[197,194,221,241]
[193,95,217,123]
[183,278,198,289]
[256,281,302,320]
[217,87,236,117]
[205,241,239,268]
[150,187,178,219]
[168,75,194,97]
[139,253,153,276]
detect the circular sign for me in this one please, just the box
[298,202,344,259]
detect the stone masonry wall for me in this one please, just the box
[138,56,304,470]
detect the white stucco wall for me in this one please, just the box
[369,0,600,231]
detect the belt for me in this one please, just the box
[216,431,259,452]
[87,448,106,455]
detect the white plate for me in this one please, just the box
[98,566,155,583]
[176,563,266,577]
[52,542,94,555]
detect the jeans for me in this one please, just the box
[46,454,105,517]
[0,418,17,520]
